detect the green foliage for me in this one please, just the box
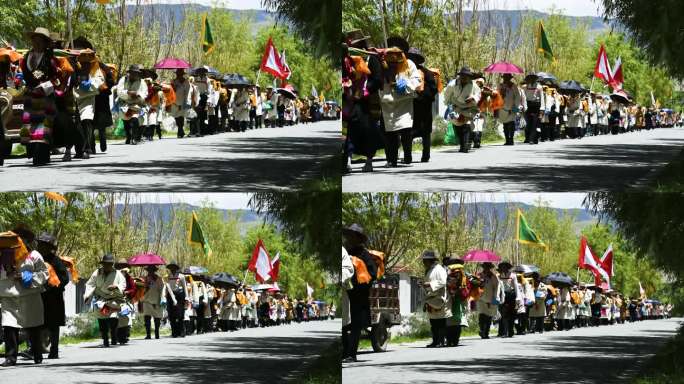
[0,193,331,300]
[0,2,337,102]
[601,0,684,80]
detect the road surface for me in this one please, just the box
[343,127,684,192]
[0,120,339,191]
[0,319,340,383]
[342,317,682,384]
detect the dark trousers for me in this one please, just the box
[239,121,248,132]
[414,116,432,161]
[97,318,118,346]
[541,122,552,141]
[478,313,492,338]
[524,108,540,143]
[342,324,361,359]
[91,122,108,153]
[197,108,207,136]
[208,115,219,134]
[3,326,42,364]
[456,124,471,152]
[196,303,205,334]
[530,316,544,333]
[123,118,141,144]
[420,131,431,161]
[445,325,462,346]
[176,117,186,138]
[144,316,161,339]
[80,119,93,154]
[516,312,529,335]
[0,118,5,166]
[429,318,446,346]
[499,313,515,337]
[46,324,60,356]
[503,121,515,145]
[255,115,262,128]
[472,131,482,148]
[249,108,257,128]
[167,296,185,337]
[384,128,412,165]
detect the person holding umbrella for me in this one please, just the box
[170,68,192,138]
[83,254,126,347]
[342,224,377,363]
[36,233,68,359]
[476,262,502,339]
[164,260,188,338]
[141,265,166,339]
[496,73,522,146]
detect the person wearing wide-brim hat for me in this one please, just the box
[20,28,62,165]
[83,254,127,347]
[141,264,165,339]
[116,63,148,145]
[522,71,545,144]
[444,66,481,153]
[342,223,377,363]
[164,260,188,337]
[113,257,136,344]
[72,47,105,160]
[475,259,502,339]
[379,41,422,168]
[421,249,449,347]
[528,271,547,333]
[406,47,437,163]
[342,29,385,173]
[1,226,49,366]
[36,232,68,359]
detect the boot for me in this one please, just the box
[144,316,152,339]
[154,318,161,339]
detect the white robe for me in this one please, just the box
[379,59,421,132]
[83,268,127,319]
[73,68,105,121]
[423,263,450,319]
[0,250,49,328]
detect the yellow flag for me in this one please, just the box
[44,192,68,204]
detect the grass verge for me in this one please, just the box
[631,324,684,384]
[301,340,341,384]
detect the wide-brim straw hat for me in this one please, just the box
[25,27,52,42]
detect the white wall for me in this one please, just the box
[398,272,412,317]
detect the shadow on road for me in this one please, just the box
[398,142,684,191]
[43,135,339,191]
[45,332,340,384]
[354,331,676,383]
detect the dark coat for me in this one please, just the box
[412,65,437,136]
[346,54,385,156]
[42,253,69,327]
[345,245,377,329]
[94,63,115,128]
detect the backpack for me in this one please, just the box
[368,250,385,280]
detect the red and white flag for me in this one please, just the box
[610,56,623,90]
[270,252,280,282]
[600,244,614,278]
[578,236,610,285]
[280,49,292,80]
[260,37,288,79]
[593,44,613,85]
[248,239,273,283]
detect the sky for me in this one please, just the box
[133,193,253,210]
[487,0,604,17]
[126,0,265,9]
[474,193,588,209]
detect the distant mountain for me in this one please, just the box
[120,3,277,35]
[457,9,618,46]
[114,202,264,228]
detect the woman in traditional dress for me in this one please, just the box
[445,262,471,347]
[142,265,166,339]
[72,48,104,159]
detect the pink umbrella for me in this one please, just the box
[483,61,524,74]
[462,249,502,263]
[153,57,191,70]
[127,252,167,266]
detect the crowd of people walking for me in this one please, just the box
[0,227,333,368]
[342,29,682,173]
[0,27,338,166]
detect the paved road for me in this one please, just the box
[0,121,339,191]
[343,127,684,192]
[0,319,340,383]
[342,317,682,384]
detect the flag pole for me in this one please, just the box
[255,69,261,87]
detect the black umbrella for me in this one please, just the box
[544,272,575,287]
[277,88,297,99]
[211,272,240,288]
[610,92,629,104]
[536,72,558,86]
[191,65,221,78]
[222,73,251,88]
[558,80,586,95]
[513,264,540,276]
